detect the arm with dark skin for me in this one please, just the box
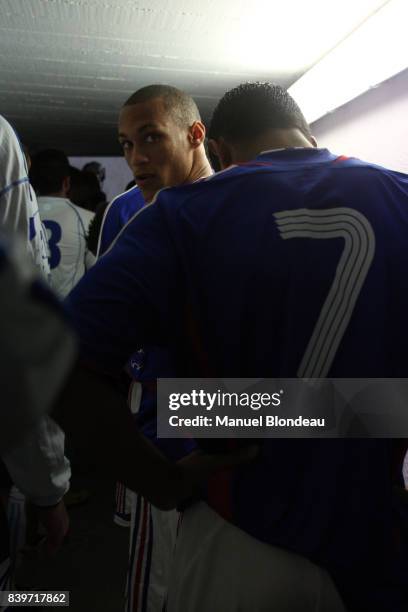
[53,362,255,510]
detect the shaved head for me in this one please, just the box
[123,84,201,128]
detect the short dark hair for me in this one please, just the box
[123,84,201,127]
[209,82,312,143]
[68,168,105,213]
[30,149,70,195]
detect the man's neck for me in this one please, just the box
[144,149,212,203]
[187,148,213,183]
[234,128,315,163]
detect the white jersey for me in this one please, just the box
[38,196,93,298]
[0,234,76,455]
[0,114,50,280]
[0,119,72,603]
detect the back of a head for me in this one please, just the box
[30,149,70,196]
[69,168,105,212]
[209,82,312,144]
[82,161,105,185]
[32,149,69,166]
[123,84,201,127]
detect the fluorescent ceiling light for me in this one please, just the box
[288,0,408,124]
[217,0,387,73]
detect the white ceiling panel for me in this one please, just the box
[0,0,388,154]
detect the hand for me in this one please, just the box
[35,499,70,555]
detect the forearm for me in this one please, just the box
[2,417,71,506]
[53,364,256,509]
[0,241,76,453]
[52,363,192,509]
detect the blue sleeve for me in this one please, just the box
[99,188,145,256]
[66,203,182,377]
[99,204,123,256]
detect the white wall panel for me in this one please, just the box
[312,68,408,174]
[69,156,133,203]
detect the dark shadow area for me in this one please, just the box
[16,473,129,611]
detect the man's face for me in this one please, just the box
[118,98,194,202]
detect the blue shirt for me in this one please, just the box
[97,185,145,257]
[96,182,193,458]
[67,148,408,610]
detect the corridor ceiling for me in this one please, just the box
[0,0,388,154]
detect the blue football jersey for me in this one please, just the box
[68,178,179,454]
[96,182,195,458]
[67,148,408,610]
[97,185,145,256]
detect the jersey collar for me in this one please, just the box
[256,148,338,164]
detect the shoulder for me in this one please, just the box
[0,114,14,141]
[65,202,94,233]
[152,167,240,212]
[102,185,145,226]
[37,196,62,214]
[0,114,10,135]
[332,157,408,192]
[97,188,148,256]
[0,116,26,181]
[0,115,24,163]
[73,204,94,224]
[110,185,145,208]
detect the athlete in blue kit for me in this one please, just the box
[63,83,408,611]
[97,84,211,258]
[95,85,212,612]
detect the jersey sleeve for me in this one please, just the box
[96,198,122,257]
[0,235,76,454]
[0,115,30,236]
[0,115,50,279]
[97,188,146,258]
[66,202,183,378]
[2,416,71,506]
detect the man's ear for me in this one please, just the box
[62,175,71,196]
[208,138,233,170]
[188,121,206,148]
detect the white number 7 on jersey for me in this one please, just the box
[274,207,375,378]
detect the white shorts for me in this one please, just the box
[166,502,347,612]
[126,493,179,612]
